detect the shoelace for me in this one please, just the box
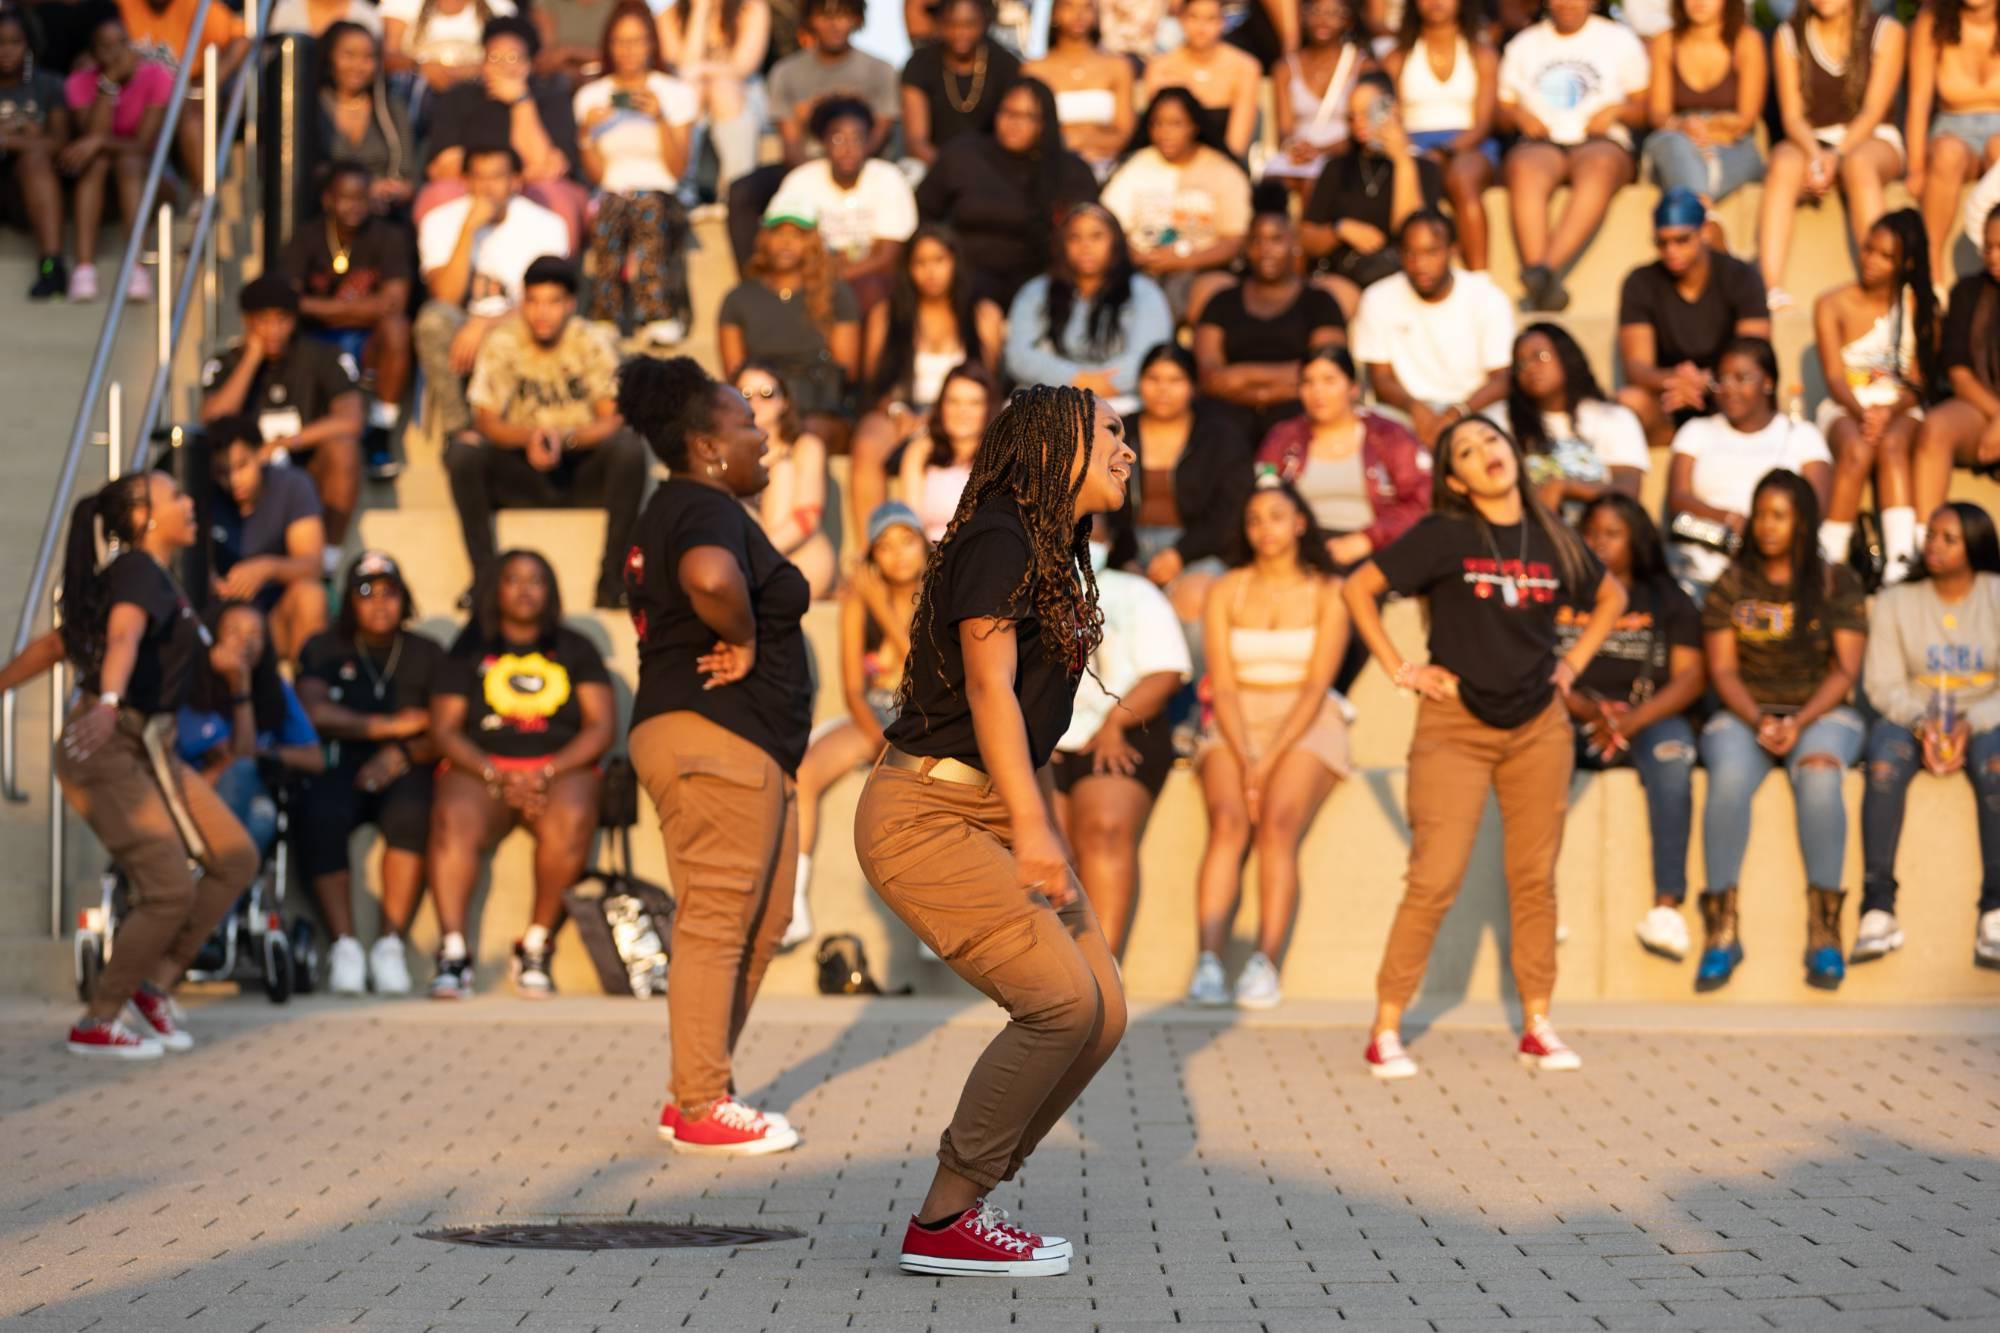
[710,1099,768,1133]
[1526,1020,1568,1052]
[967,1202,1031,1253]
[975,1200,1041,1246]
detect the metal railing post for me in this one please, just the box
[106,383,123,481]
[46,656,63,939]
[156,203,174,373]
[202,52,219,340]
[244,0,261,273]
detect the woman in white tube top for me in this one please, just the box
[1025,0,1137,175]
[1267,0,1372,183]
[1184,472,1352,1011]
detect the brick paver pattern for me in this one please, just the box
[3,999,1998,1332]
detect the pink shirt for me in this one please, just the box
[66,60,172,139]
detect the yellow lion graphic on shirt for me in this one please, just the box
[482,652,572,722]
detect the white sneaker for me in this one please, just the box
[328,936,367,995]
[1185,951,1228,1007]
[1636,905,1691,961]
[369,935,412,994]
[779,882,813,952]
[1850,909,1905,963]
[1881,556,1915,588]
[1365,1030,1418,1080]
[1233,952,1282,1009]
[1976,909,2000,970]
[642,318,687,346]
[126,263,152,302]
[1518,1018,1583,1072]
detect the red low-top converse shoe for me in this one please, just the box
[126,987,193,1052]
[66,1019,164,1060]
[900,1201,1072,1277]
[669,1097,800,1155]
[657,1103,680,1142]
[1517,1019,1583,1072]
[1365,1031,1419,1080]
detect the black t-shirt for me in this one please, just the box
[900,40,1021,148]
[0,70,66,131]
[279,217,413,323]
[1617,253,1767,372]
[914,133,1100,307]
[1373,513,1604,729]
[201,337,360,447]
[425,78,580,174]
[1560,575,1699,704]
[1304,150,1445,243]
[1197,282,1345,425]
[885,497,1077,770]
[437,624,611,759]
[298,627,447,768]
[627,479,814,774]
[1942,273,2000,391]
[84,552,208,715]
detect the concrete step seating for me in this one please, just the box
[339,187,2000,1008]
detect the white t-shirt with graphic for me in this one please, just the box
[1668,413,1832,585]
[773,158,918,263]
[1498,16,1649,148]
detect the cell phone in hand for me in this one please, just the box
[610,90,636,111]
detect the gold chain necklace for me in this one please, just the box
[327,216,352,277]
[942,45,988,115]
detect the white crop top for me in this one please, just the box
[1397,35,1478,134]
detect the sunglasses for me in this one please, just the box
[354,579,402,600]
[739,383,781,399]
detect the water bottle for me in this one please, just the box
[1786,384,1806,424]
[1932,684,1960,766]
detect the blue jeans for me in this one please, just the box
[1861,720,2000,915]
[211,757,278,859]
[1643,130,1765,202]
[1576,713,1697,901]
[1699,708,1865,891]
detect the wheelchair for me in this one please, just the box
[73,764,321,1005]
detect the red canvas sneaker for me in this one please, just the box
[899,1201,1072,1277]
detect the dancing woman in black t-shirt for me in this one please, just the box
[0,472,258,1059]
[1342,417,1624,1081]
[853,384,1135,1279]
[617,356,814,1158]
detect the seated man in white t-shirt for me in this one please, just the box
[771,96,917,313]
[412,143,574,448]
[1351,209,1515,446]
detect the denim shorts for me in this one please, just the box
[1931,111,2000,157]
[1410,129,1502,171]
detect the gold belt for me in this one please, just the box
[879,746,991,788]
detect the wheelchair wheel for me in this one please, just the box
[75,935,101,1005]
[262,933,294,1004]
[288,919,320,995]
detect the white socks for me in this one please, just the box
[441,931,468,962]
[1881,506,1918,571]
[1820,519,1854,566]
[368,399,401,429]
[522,924,550,954]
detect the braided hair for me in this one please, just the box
[58,473,154,682]
[903,384,1106,707]
[618,354,724,471]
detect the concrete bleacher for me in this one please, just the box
[342,164,2000,1010]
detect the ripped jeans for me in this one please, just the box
[1860,720,2000,916]
[1700,708,1865,891]
[1576,714,1697,901]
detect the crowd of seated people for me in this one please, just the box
[13,0,2000,1014]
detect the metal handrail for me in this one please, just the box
[2,0,272,937]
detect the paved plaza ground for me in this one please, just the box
[2,993,1998,1333]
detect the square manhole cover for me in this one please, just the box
[417,1222,804,1250]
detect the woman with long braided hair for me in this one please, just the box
[0,471,258,1059]
[854,383,1135,1279]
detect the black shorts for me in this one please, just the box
[1050,716,1177,800]
[296,760,434,879]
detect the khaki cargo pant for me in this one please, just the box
[1377,694,1573,1009]
[854,760,1127,1191]
[55,707,259,1019]
[631,711,798,1114]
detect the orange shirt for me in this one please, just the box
[118,0,246,76]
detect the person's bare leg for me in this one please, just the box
[1619,385,1674,451]
[427,769,505,937]
[1922,135,1973,279]
[15,145,63,261]
[1248,753,1336,962]
[378,848,425,934]
[1446,150,1494,270]
[1915,400,1985,517]
[1193,750,1251,957]
[71,154,109,266]
[1546,141,1634,273]
[1840,138,1899,255]
[270,577,329,661]
[1068,776,1153,957]
[847,410,903,541]
[1758,141,1807,291]
[526,771,599,932]
[111,147,144,240]
[369,312,413,406]
[312,869,357,939]
[1825,416,1873,525]
[1875,414,1918,511]
[795,722,872,854]
[1503,142,1565,269]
